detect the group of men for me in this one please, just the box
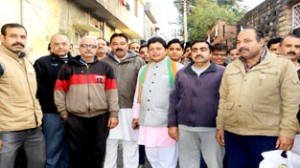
[0,22,299,168]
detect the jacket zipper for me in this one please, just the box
[24,59,38,127]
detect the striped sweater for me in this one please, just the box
[54,56,119,118]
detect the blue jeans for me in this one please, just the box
[224,131,277,168]
[0,127,46,168]
[42,113,68,168]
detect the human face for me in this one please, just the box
[279,36,300,62]
[148,42,167,63]
[167,43,183,62]
[236,29,264,59]
[190,42,212,66]
[50,35,71,56]
[97,38,108,54]
[229,49,240,61]
[0,27,27,54]
[184,47,191,59]
[78,38,98,60]
[211,50,227,65]
[269,43,280,54]
[139,47,150,62]
[111,36,128,59]
[129,42,140,53]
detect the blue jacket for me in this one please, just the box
[168,61,225,127]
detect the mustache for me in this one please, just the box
[12,43,25,48]
[84,51,93,54]
[116,48,123,52]
[195,55,204,59]
[287,51,296,55]
[239,47,249,52]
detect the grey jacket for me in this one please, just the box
[102,51,145,108]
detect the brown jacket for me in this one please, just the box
[0,46,42,131]
[217,51,300,139]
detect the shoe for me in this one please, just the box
[138,165,144,168]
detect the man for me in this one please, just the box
[216,28,300,168]
[182,42,192,66]
[279,35,300,155]
[279,35,300,68]
[129,42,141,55]
[34,34,72,168]
[167,38,184,63]
[139,45,150,64]
[267,37,282,55]
[54,36,119,168]
[102,33,145,168]
[0,23,46,168]
[132,37,183,168]
[168,39,225,168]
[229,47,240,62]
[211,43,228,66]
[96,37,109,60]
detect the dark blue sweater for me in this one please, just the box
[168,61,225,127]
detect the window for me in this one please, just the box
[292,2,300,30]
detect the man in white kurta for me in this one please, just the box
[102,33,145,168]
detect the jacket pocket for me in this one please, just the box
[251,104,281,130]
[223,102,237,127]
[253,104,280,114]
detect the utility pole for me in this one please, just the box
[183,0,188,42]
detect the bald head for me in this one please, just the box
[50,34,72,56]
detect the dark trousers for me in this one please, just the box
[224,131,277,168]
[0,128,46,168]
[65,113,109,168]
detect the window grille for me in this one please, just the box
[292,2,300,29]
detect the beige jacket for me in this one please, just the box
[0,46,42,131]
[216,51,300,139]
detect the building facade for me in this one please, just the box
[207,19,240,49]
[240,0,300,41]
[0,0,158,60]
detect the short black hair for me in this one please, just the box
[190,39,212,53]
[139,45,147,52]
[212,43,228,54]
[147,37,167,49]
[228,47,237,53]
[110,33,128,43]
[1,23,27,36]
[267,37,282,49]
[167,38,184,49]
[242,27,264,42]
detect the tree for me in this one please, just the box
[187,0,245,41]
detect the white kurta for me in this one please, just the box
[107,108,139,141]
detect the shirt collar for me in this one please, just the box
[239,48,267,72]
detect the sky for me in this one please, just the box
[147,0,265,39]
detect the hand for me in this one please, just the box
[276,135,294,151]
[168,127,179,141]
[0,139,2,151]
[60,112,68,122]
[132,118,140,130]
[216,129,225,146]
[108,117,118,129]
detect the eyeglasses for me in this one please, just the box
[80,44,98,49]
